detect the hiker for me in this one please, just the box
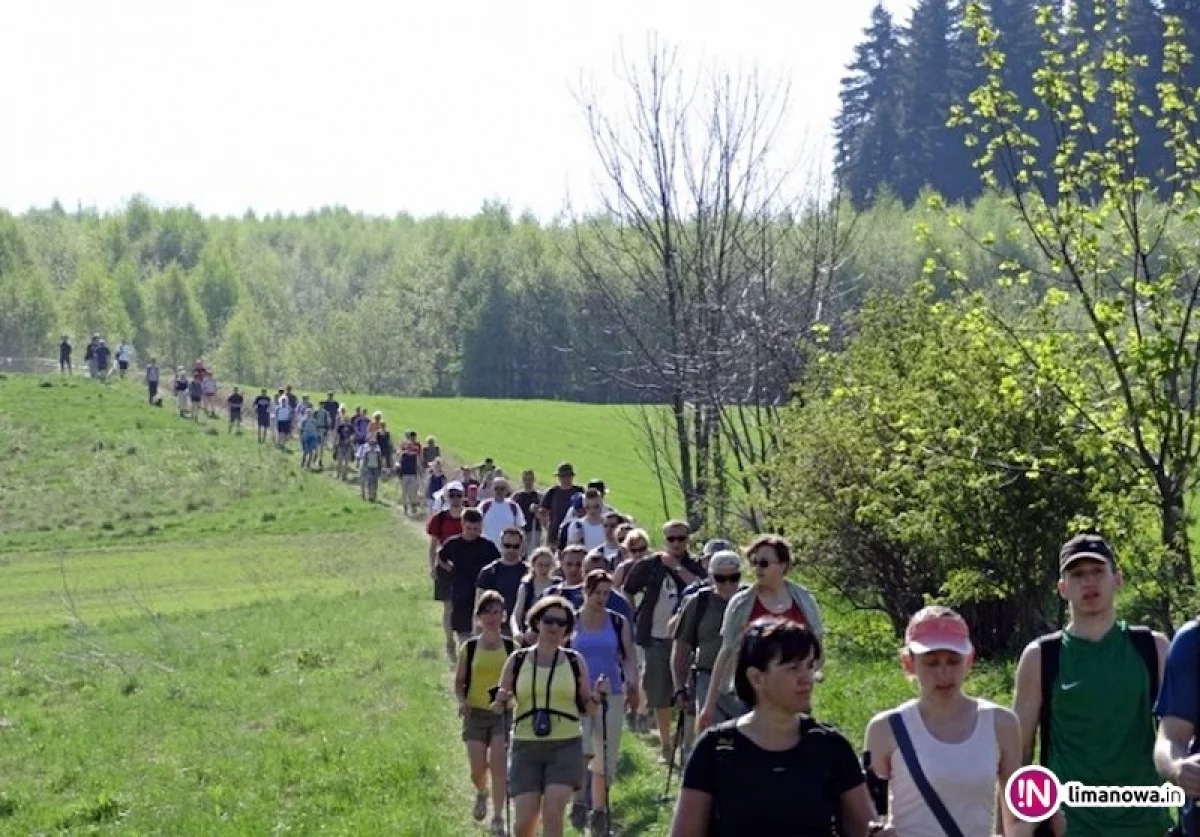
[546,545,635,628]
[668,540,735,639]
[478,457,497,489]
[427,459,447,515]
[294,394,312,437]
[187,373,203,421]
[475,528,529,639]
[671,549,745,758]
[358,435,384,502]
[145,358,159,404]
[85,334,98,378]
[253,389,272,443]
[1154,616,1200,835]
[613,527,651,591]
[593,511,627,570]
[1011,534,1170,837]
[670,618,886,837]
[312,400,332,466]
[572,569,640,836]
[376,421,393,471]
[492,596,597,837]
[59,335,71,375]
[863,606,1023,837]
[226,387,244,434]
[455,590,513,837]
[397,430,423,516]
[512,470,543,556]
[429,481,468,656]
[334,414,355,481]
[698,535,824,732]
[94,339,111,381]
[512,547,558,645]
[115,341,132,379]
[274,394,292,446]
[481,477,526,547]
[173,369,189,416]
[438,509,502,643]
[300,408,320,468]
[540,462,583,548]
[284,385,298,410]
[200,371,218,417]
[565,488,608,553]
[623,520,706,764]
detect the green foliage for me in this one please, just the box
[150,265,207,371]
[0,268,57,356]
[64,260,131,344]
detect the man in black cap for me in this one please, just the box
[538,461,582,549]
[1011,534,1169,837]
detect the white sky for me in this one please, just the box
[0,0,916,221]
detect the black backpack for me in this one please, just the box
[462,635,515,699]
[1037,625,1158,765]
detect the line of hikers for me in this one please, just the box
[426,459,1200,837]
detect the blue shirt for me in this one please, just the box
[573,608,624,695]
[548,583,634,626]
[1154,618,1200,835]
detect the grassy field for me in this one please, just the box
[0,374,1018,836]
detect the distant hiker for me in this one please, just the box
[320,392,340,448]
[566,488,608,553]
[428,482,468,656]
[145,358,159,404]
[352,408,369,446]
[397,430,423,516]
[294,394,311,431]
[59,335,71,375]
[480,477,525,547]
[300,410,320,469]
[511,547,558,645]
[1011,535,1170,837]
[423,434,441,472]
[358,436,384,502]
[284,386,298,409]
[427,459,447,515]
[540,462,583,549]
[94,339,111,381]
[253,388,272,443]
[454,591,513,836]
[334,415,355,481]
[274,395,293,446]
[201,372,218,418]
[376,421,393,471]
[115,341,132,378]
[513,469,543,557]
[226,387,244,434]
[437,508,501,644]
[478,457,497,489]
[313,401,332,466]
[84,334,98,378]
[187,374,203,421]
[174,369,189,415]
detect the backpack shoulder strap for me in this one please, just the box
[564,648,587,715]
[609,612,627,663]
[480,498,493,514]
[502,637,515,656]
[888,711,966,837]
[463,637,479,698]
[1128,626,1160,707]
[1037,631,1063,766]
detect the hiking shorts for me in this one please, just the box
[433,566,453,601]
[642,638,674,709]
[581,694,624,776]
[277,419,292,435]
[230,408,242,424]
[451,596,477,635]
[118,360,129,371]
[302,433,318,454]
[462,708,510,743]
[190,393,202,404]
[257,412,270,428]
[509,737,584,796]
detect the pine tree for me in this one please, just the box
[835,2,906,207]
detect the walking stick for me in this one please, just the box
[657,708,686,804]
[600,695,613,837]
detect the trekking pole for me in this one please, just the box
[657,708,686,805]
[600,694,613,837]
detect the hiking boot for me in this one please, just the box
[588,809,610,837]
[570,801,588,831]
[490,816,507,836]
[472,792,487,822]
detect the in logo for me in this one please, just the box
[1005,765,1062,822]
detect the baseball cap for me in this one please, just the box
[445,481,464,494]
[587,479,606,494]
[557,462,575,476]
[1058,534,1117,574]
[709,550,741,574]
[571,493,585,511]
[702,538,733,558]
[905,612,973,656]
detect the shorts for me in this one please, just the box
[451,597,477,635]
[190,394,202,404]
[694,670,745,722]
[463,708,511,743]
[509,737,584,796]
[229,409,242,423]
[277,419,292,435]
[257,412,270,428]
[642,638,674,709]
[302,433,318,453]
[118,360,129,371]
[581,694,624,775]
[434,566,453,602]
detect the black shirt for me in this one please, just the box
[512,489,542,533]
[228,393,244,412]
[254,395,271,415]
[541,485,582,535]
[475,559,529,618]
[439,535,501,603]
[322,399,339,422]
[60,340,71,360]
[682,718,864,837]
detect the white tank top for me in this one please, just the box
[889,698,999,837]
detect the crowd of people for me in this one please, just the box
[88,350,1198,837]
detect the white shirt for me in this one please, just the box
[650,573,679,639]
[116,344,132,363]
[480,497,526,545]
[567,518,607,551]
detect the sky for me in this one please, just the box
[0,0,916,221]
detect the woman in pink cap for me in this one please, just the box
[863,606,1025,837]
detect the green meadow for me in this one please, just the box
[0,375,1013,835]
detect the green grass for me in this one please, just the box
[0,375,1018,836]
[329,395,684,532]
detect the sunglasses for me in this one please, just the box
[628,545,647,554]
[666,535,688,543]
[540,616,570,628]
[502,543,522,550]
[714,573,741,583]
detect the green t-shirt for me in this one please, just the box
[1047,621,1170,837]
[673,589,728,672]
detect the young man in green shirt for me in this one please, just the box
[1012,534,1170,837]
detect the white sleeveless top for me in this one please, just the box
[889,698,999,837]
